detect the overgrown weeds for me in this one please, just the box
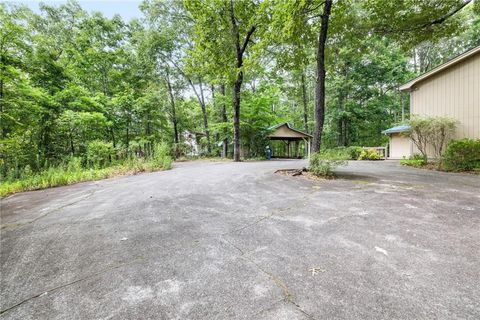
[0,143,172,197]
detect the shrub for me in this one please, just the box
[309,151,348,177]
[325,147,347,159]
[358,148,381,160]
[151,142,173,170]
[21,165,33,179]
[323,146,362,160]
[400,153,427,168]
[87,140,115,168]
[400,159,425,168]
[407,116,457,162]
[441,139,480,172]
[346,146,363,160]
[411,153,427,162]
[0,144,174,197]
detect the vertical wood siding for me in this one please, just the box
[411,53,480,139]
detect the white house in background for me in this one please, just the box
[383,45,480,159]
[182,131,206,156]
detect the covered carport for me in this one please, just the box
[267,122,312,159]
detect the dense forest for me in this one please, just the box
[1,0,479,180]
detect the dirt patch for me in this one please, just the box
[274,168,334,181]
[275,168,380,183]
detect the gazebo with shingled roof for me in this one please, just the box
[267,123,312,159]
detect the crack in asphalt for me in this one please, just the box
[1,177,453,318]
[218,193,317,320]
[1,182,313,317]
[1,189,98,231]
[0,256,145,316]
[222,236,316,320]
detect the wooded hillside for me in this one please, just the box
[1,0,479,177]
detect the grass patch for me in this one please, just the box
[400,159,425,168]
[0,156,172,198]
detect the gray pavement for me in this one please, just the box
[1,160,479,319]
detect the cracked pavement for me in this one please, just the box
[1,160,479,319]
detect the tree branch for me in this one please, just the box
[423,0,471,28]
[240,26,256,56]
[378,0,472,34]
[302,1,326,15]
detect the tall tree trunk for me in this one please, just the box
[220,84,228,158]
[69,131,75,155]
[110,128,116,148]
[337,64,348,147]
[198,79,211,155]
[301,71,308,133]
[165,72,179,144]
[0,76,4,138]
[126,115,130,155]
[337,102,346,146]
[413,48,418,73]
[211,85,220,146]
[232,76,242,161]
[312,0,332,153]
[0,57,6,139]
[229,0,255,162]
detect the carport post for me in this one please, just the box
[306,138,311,160]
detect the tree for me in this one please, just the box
[268,0,335,152]
[185,0,265,161]
[312,0,333,152]
[1,0,477,182]
[228,0,257,161]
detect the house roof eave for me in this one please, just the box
[399,45,480,92]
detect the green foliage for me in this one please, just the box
[364,0,469,49]
[400,159,424,167]
[345,146,363,160]
[309,151,348,177]
[0,155,172,197]
[408,116,458,161]
[87,140,115,168]
[400,154,427,167]
[317,147,360,161]
[151,143,173,170]
[1,0,477,193]
[441,139,480,172]
[358,148,381,160]
[0,157,112,197]
[411,153,427,161]
[324,146,364,161]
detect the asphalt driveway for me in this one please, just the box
[1,160,479,319]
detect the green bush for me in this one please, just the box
[21,165,33,179]
[441,139,480,172]
[151,142,173,170]
[346,146,363,160]
[0,145,174,197]
[400,159,425,168]
[400,153,426,168]
[358,148,381,160]
[325,147,348,159]
[323,146,362,160]
[411,153,427,162]
[87,140,115,168]
[407,116,457,162]
[309,151,348,177]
